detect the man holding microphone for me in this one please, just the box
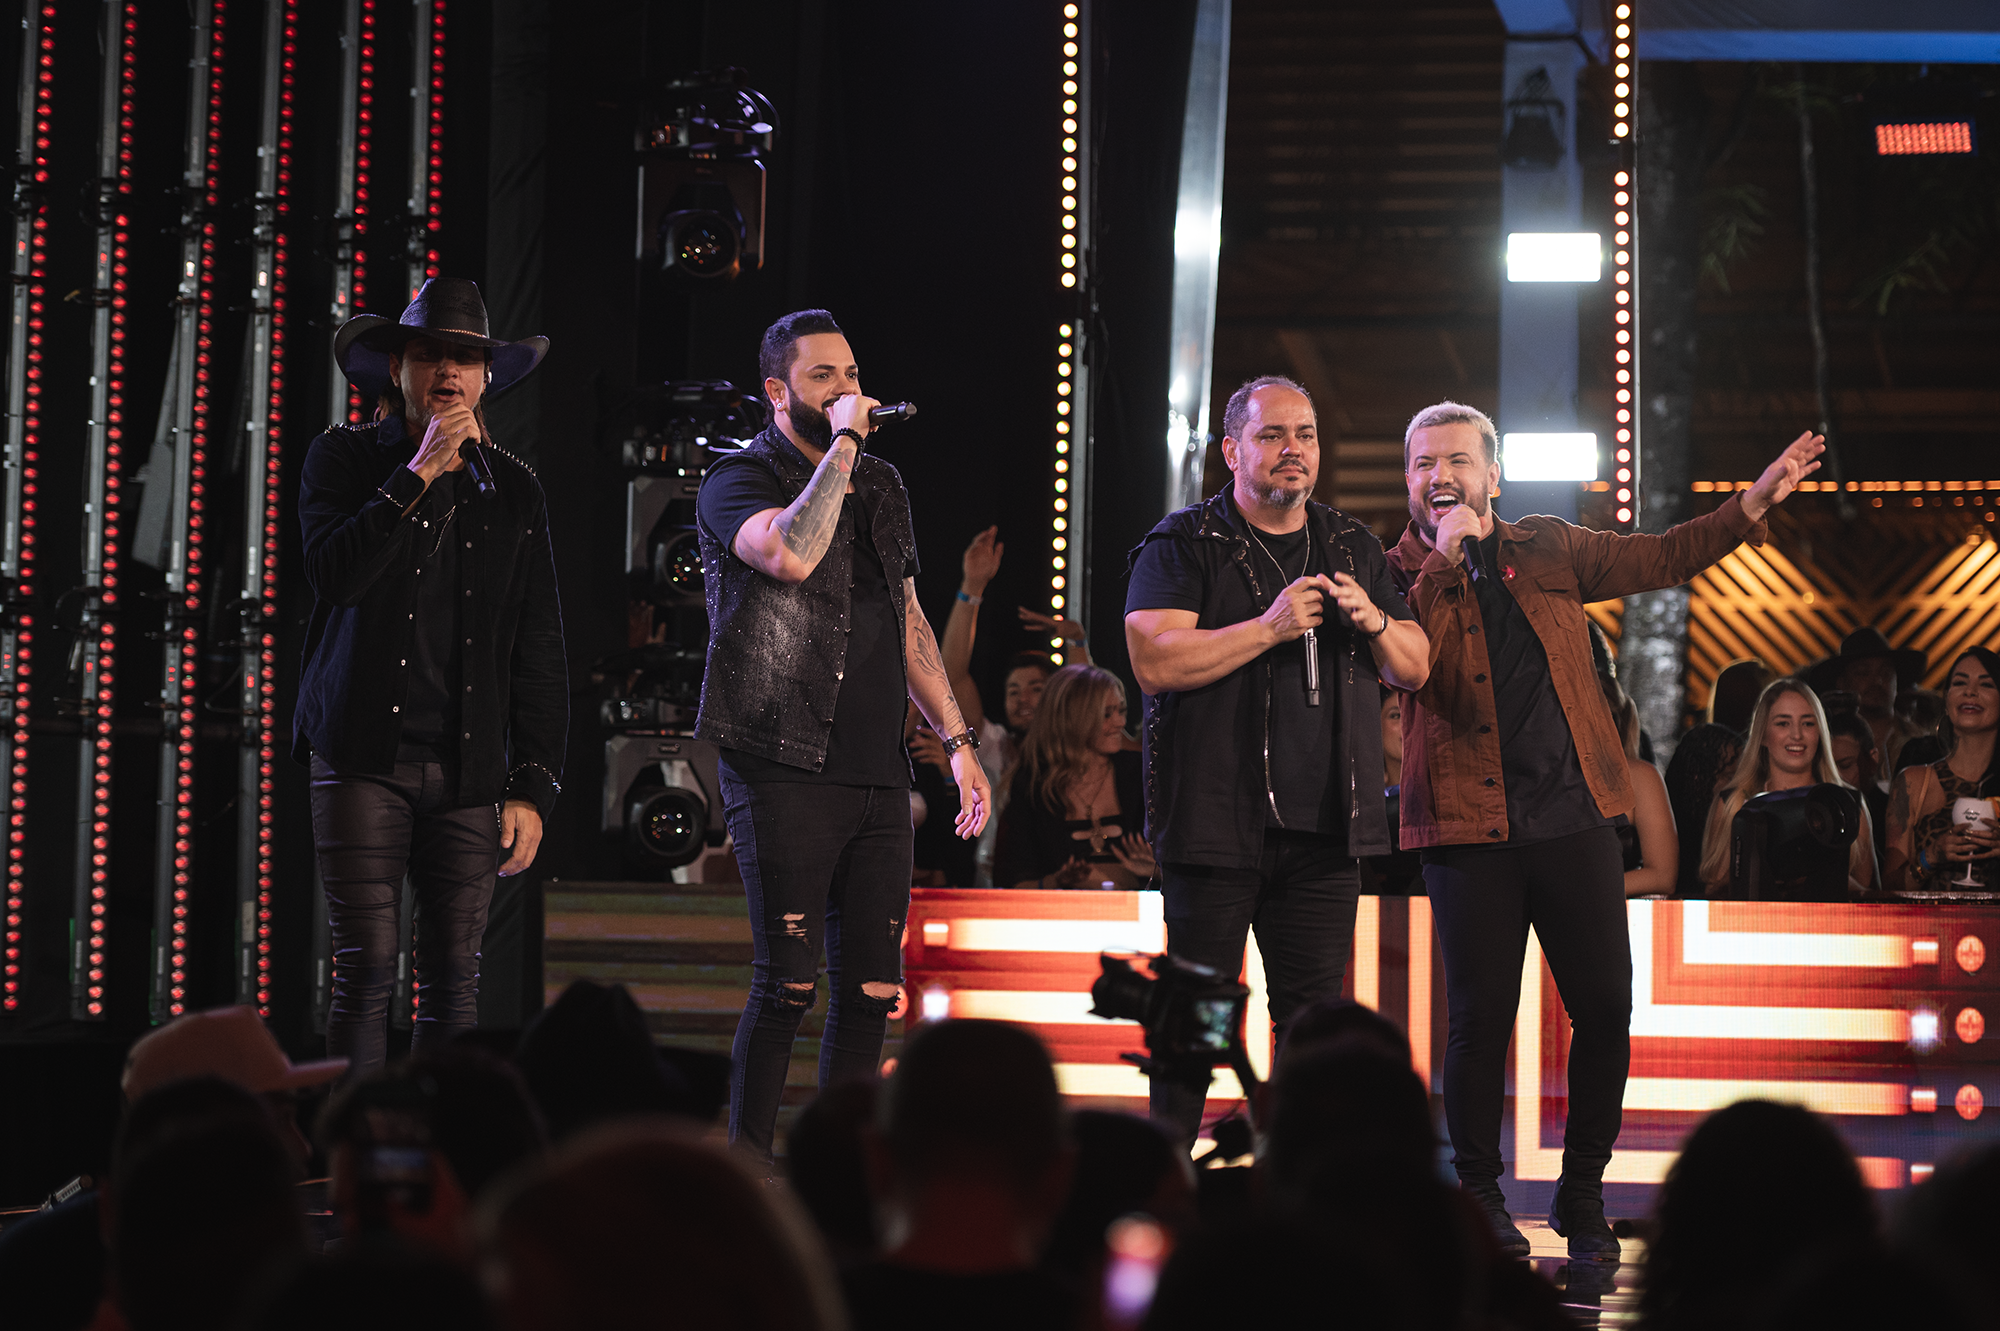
[1389,400,1824,1261]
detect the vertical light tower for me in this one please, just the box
[1049,1,1091,653]
[5,1,57,1016]
[1609,4,1639,527]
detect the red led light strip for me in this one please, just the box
[3,3,56,1015]
[420,0,444,290]
[1875,122,1974,156]
[347,0,377,423]
[1609,5,1637,528]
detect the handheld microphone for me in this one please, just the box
[868,401,917,426]
[1460,534,1480,577]
[1303,627,1320,708]
[462,440,497,498]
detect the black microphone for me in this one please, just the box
[462,440,497,498]
[1460,534,1481,578]
[869,401,917,426]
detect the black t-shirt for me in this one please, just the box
[1470,529,1608,844]
[700,460,911,787]
[400,469,468,761]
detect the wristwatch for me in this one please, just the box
[941,728,982,756]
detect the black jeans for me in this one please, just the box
[309,756,500,1077]
[720,773,913,1164]
[1423,824,1631,1187]
[1155,830,1361,1144]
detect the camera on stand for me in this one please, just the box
[1090,952,1259,1120]
[599,381,765,879]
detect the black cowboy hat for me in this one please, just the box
[1806,626,1928,694]
[332,277,548,402]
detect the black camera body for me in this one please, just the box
[1727,782,1862,901]
[1091,953,1253,1097]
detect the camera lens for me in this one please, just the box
[628,786,706,867]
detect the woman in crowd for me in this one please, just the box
[1664,724,1741,898]
[1883,646,2000,894]
[992,664,1154,890]
[1591,626,1677,897]
[1697,678,1877,896]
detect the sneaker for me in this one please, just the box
[1549,1173,1622,1263]
[1461,1178,1531,1259]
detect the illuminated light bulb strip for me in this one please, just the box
[238,0,298,1016]
[405,0,445,298]
[1608,4,1637,528]
[426,1,444,279]
[1050,1,1089,647]
[350,0,376,423]
[70,0,139,1022]
[3,3,57,1015]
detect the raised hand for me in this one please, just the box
[962,526,1004,593]
[1743,431,1826,521]
[1018,606,1086,643]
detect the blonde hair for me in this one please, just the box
[1403,400,1498,468]
[1697,678,1847,886]
[1017,664,1127,812]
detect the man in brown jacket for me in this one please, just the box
[1387,401,1823,1262]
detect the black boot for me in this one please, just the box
[1549,1173,1621,1263]
[1461,1178,1530,1259]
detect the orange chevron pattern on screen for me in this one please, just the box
[1585,505,1998,715]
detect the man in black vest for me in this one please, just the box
[298,278,567,1075]
[696,309,990,1167]
[1124,375,1429,1145]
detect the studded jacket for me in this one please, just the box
[693,425,920,771]
[1127,490,1399,868]
[294,417,569,817]
[1385,493,1765,849]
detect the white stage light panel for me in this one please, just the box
[1506,232,1602,282]
[1503,433,1598,482]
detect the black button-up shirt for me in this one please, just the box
[294,417,568,816]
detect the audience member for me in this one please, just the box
[319,1047,547,1264]
[1274,995,1412,1071]
[1707,657,1773,734]
[992,664,1154,890]
[1590,624,1677,897]
[1888,1141,2000,1322]
[105,1085,309,1331]
[1380,689,1403,789]
[1807,627,1926,773]
[1821,691,1888,850]
[0,1009,342,1331]
[1041,1111,1193,1290]
[786,1078,883,1268]
[845,1019,1075,1331]
[239,1243,498,1331]
[1882,646,2000,894]
[480,1121,843,1331]
[1664,723,1740,898]
[1696,678,1876,896]
[1897,683,1946,738]
[512,979,717,1141]
[1755,1246,1976,1331]
[1635,1099,1876,1331]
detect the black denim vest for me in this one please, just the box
[694,426,918,771]
[1128,490,1395,867]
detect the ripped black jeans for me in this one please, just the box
[719,772,913,1164]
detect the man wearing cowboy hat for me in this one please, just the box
[298,277,567,1075]
[1809,627,1928,778]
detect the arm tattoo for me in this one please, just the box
[776,440,856,567]
[905,589,966,735]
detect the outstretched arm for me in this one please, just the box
[905,580,991,838]
[940,526,1002,731]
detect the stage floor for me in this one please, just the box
[1522,1224,1643,1328]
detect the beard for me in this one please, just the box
[787,394,833,449]
[1409,480,1490,542]
[1245,473,1310,511]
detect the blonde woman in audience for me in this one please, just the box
[1697,678,1876,896]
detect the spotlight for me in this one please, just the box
[636,70,777,283]
[1502,433,1598,483]
[1502,67,1566,170]
[1863,77,1987,158]
[1506,233,1602,283]
[1725,783,1861,902]
[602,734,725,875]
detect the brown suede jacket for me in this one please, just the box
[1385,494,1767,849]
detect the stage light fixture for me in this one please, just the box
[326,0,375,424]
[1506,232,1601,283]
[1501,66,1565,170]
[1051,8,1091,628]
[636,72,776,284]
[1503,433,1598,483]
[1874,121,1976,156]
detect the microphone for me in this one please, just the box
[868,401,917,426]
[1460,534,1480,578]
[462,440,497,498]
[1303,626,1320,708]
